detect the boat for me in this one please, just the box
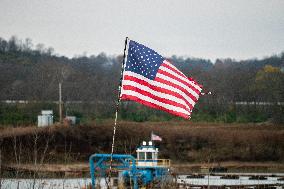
[89,140,171,189]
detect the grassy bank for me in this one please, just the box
[0,121,283,167]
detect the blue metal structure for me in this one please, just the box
[89,141,171,189]
[89,154,138,189]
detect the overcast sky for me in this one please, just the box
[0,0,284,61]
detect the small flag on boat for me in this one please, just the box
[151,132,162,141]
[120,40,203,119]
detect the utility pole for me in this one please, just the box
[59,82,62,123]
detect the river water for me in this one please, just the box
[1,174,284,189]
[178,174,284,186]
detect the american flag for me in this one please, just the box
[151,132,162,141]
[120,40,203,119]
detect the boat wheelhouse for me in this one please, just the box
[136,141,170,168]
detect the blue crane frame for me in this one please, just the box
[89,153,138,189]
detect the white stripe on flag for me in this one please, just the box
[163,61,202,91]
[122,80,191,111]
[121,90,191,115]
[156,72,200,99]
[122,71,196,107]
[160,62,202,91]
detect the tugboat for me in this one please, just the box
[89,140,171,189]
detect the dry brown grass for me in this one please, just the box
[0,121,283,164]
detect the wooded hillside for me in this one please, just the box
[1,36,284,124]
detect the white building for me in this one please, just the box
[38,110,53,127]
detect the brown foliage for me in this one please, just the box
[0,122,283,165]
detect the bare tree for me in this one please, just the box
[13,134,22,189]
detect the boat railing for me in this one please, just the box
[128,159,171,167]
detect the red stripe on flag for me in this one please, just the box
[188,77,203,88]
[122,85,189,111]
[155,77,198,103]
[162,62,188,81]
[120,94,190,119]
[158,69,201,95]
[123,75,194,110]
[162,63,203,88]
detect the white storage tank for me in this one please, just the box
[38,110,53,127]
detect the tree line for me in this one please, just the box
[0,36,284,124]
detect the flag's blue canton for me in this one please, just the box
[125,40,165,80]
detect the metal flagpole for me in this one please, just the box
[108,37,129,184]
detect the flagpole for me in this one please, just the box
[151,131,154,146]
[109,37,129,179]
